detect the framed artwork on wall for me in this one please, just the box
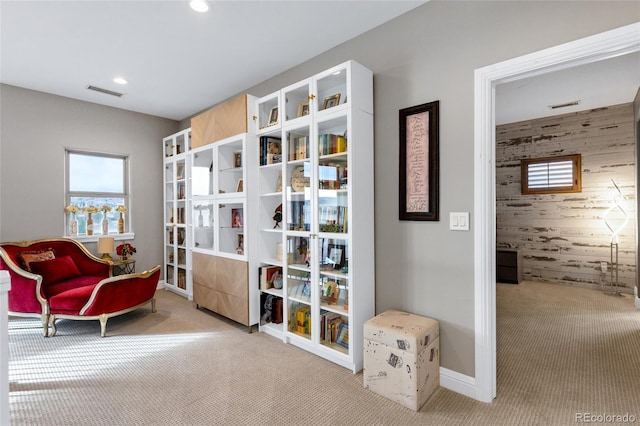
[399,100,439,221]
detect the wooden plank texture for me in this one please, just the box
[496,103,636,290]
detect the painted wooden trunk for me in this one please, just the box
[496,103,636,291]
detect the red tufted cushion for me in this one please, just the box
[30,255,82,286]
[17,248,56,272]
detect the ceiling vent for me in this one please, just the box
[86,85,123,98]
[548,100,580,110]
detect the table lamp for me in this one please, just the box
[97,237,115,261]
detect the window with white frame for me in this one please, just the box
[521,154,581,195]
[65,150,130,235]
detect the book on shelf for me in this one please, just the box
[289,133,308,161]
[318,133,347,156]
[320,312,343,343]
[259,265,282,291]
[260,136,282,166]
[273,297,283,324]
[335,323,349,349]
[296,305,311,334]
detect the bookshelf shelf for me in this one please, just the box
[255,60,374,373]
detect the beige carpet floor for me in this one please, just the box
[8,281,640,425]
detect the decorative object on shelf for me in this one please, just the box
[85,206,98,235]
[602,179,629,296]
[233,150,242,168]
[399,100,440,221]
[115,205,127,234]
[97,237,115,261]
[236,234,244,255]
[236,179,244,193]
[267,106,278,126]
[232,208,243,228]
[322,93,341,110]
[297,101,309,117]
[290,165,309,192]
[65,204,79,236]
[271,270,283,289]
[116,242,136,261]
[273,203,282,229]
[101,205,111,235]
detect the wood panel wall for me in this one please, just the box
[496,103,636,291]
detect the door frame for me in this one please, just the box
[473,22,640,403]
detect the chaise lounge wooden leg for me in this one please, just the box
[151,298,156,313]
[41,314,50,337]
[99,314,108,337]
[49,315,57,337]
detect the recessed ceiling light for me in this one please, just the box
[113,77,128,85]
[190,0,210,13]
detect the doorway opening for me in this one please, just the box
[473,22,640,403]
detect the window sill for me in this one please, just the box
[65,233,135,243]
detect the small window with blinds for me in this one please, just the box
[521,154,581,195]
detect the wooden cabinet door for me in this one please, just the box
[191,94,248,148]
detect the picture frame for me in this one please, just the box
[236,178,243,193]
[335,323,349,349]
[267,106,279,126]
[297,101,310,117]
[399,100,439,221]
[233,150,242,168]
[176,163,185,180]
[231,208,243,228]
[327,244,345,269]
[321,93,341,110]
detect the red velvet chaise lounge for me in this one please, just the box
[0,237,161,337]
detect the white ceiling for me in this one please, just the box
[496,51,640,125]
[1,1,638,124]
[0,0,426,121]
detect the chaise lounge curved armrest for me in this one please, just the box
[0,237,160,337]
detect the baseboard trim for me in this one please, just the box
[635,287,640,310]
[440,367,477,400]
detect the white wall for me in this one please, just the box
[0,84,179,273]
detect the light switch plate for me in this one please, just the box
[450,212,469,231]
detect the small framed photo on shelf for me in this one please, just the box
[328,244,345,269]
[322,93,341,110]
[335,323,349,349]
[236,179,244,193]
[231,208,243,228]
[297,101,309,117]
[268,106,279,126]
[176,163,185,180]
[233,150,242,168]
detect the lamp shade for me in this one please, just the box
[97,237,115,260]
